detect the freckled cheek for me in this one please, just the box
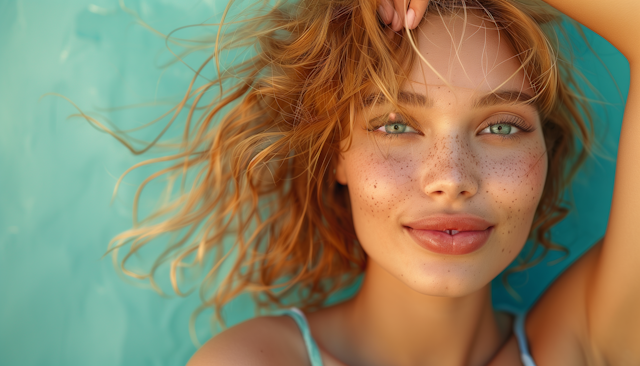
[518,142,548,208]
[480,142,547,231]
[346,149,420,219]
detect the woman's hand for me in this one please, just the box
[378,0,430,32]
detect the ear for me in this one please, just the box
[334,152,348,185]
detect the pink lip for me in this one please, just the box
[404,215,494,255]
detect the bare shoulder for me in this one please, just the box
[186,315,310,366]
[526,239,605,365]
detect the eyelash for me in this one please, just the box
[366,113,534,140]
[482,115,535,140]
[366,114,422,139]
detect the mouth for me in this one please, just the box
[403,214,495,255]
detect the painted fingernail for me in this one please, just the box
[378,5,389,23]
[406,8,416,28]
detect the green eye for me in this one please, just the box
[369,112,419,135]
[489,124,512,135]
[385,123,407,134]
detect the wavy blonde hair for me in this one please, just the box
[101,0,593,341]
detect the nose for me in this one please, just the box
[421,134,479,202]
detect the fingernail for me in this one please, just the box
[378,5,389,23]
[391,10,400,31]
[406,8,416,28]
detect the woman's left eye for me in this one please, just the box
[481,123,517,135]
[479,117,533,137]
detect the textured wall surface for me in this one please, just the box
[0,0,629,365]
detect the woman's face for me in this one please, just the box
[336,12,548,296]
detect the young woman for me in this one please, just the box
[108,0,639,364]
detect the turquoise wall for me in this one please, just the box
[0,0,629,365]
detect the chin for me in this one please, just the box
[369,248,515,299]
[400,266,495,298]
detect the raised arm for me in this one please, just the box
[544,0,640,364]
[381,0,640,65]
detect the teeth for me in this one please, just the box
[445,230,460,235]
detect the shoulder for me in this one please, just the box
[186,315,310,366]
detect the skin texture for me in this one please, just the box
[336,13,546,300]
[310,12,546,366]
[188,0,640,364]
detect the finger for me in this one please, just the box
[407,0,429,29]
[391,0,409,32]
[390,8,402,32]
[378,0,395,24]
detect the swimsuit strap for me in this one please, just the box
[496,305,537,366]
[512,312,537,366]
[279,306,536,366]
[277,307,324,366]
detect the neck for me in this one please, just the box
[331,260,511,366]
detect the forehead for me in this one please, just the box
[407,10,533,96]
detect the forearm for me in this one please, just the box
[384,0,640,63]
[540,0,640,63]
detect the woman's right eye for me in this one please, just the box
[371,112,419,135]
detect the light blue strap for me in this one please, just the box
[495,305,537,366]
[512,313,537,366]
[279,305,535,366]
[276,307,324,366]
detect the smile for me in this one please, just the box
[403,215,495,255]
[406,227,493,255]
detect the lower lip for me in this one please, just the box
[406,227,493,255]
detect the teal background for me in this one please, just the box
[0,1,629,365]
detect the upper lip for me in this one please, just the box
[403,214,494,232]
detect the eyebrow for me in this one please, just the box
[363,91,432,107]
[362,90,537,109]
[473,91,537,109]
